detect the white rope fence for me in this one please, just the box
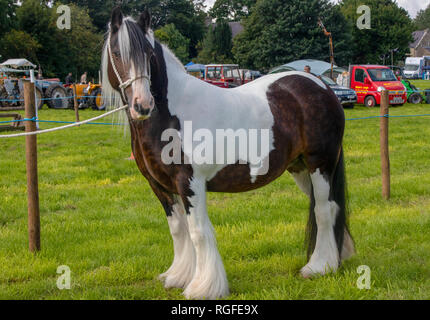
[0,105,128,139]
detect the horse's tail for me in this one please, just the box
[306,147,355,261]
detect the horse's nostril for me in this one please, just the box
[134,103,151,116]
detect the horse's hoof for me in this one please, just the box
[300,262,337,278]
[183,281,229,300]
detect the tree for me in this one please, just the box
[340,0,414,65]
[53,3,104,80]
[0,30,41,63]
[233,0,353,72]
[415,4,430,30]
[197,20,233,64]
[15,0,60,75]
[2,0,103,79]
[61,0,207,58]
[0,0,16,39]
[155,24,190,63]
[209,0,257,21]
[57,0,119,31]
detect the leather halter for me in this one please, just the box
[107,32,151,106]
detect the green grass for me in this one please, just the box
[408,79,430,91]
[0,101,429,300]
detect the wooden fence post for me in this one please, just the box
[73,84,80,123]
[24,81,41,252]
[380,90,391,200]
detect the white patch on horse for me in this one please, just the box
[184,177,229,299]
[301,169,339,278]
[161,46,276,183]
[159,198,196,289]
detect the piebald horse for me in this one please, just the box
[102,8,354,299]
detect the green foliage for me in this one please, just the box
[0,30,41,63]
[60,0,207,58]
[154,24,190,64]
[0,0,103,80]
[340,0,414,65]
[54,3,104,81]
[415,4,430,30]
[233,0,353,72]
[198,21,234,64]
[0,0,16,39]
[209,0,257,21]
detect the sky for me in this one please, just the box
[204,0,430,18]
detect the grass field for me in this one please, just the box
[0,97,429,300]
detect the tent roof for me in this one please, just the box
[186,64,206,72]
[0,59,36,69]
[273,59,345,76]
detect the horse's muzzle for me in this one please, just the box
[132,101,153,120]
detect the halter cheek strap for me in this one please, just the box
[107,32,151,106]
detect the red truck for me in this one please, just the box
[204,64,245,88]
[348,65,407,107]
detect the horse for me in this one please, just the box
[101,7,355,300]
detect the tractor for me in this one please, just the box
[401,79,426,104]
[0,78,44,109]
[64,83,105,110]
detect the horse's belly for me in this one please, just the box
[206,149,291,193]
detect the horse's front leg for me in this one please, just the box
[144,177,195,289]
[181,177,229,300]
[159,197,196,289]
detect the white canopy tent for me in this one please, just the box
[0,59,37,69]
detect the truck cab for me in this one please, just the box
[349,65,407,107]
[204,64,244,88]
[404,57,424,79]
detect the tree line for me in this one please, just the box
[0,0,427,79]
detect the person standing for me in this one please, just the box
[65,73,73,85]
[80,72,87,84]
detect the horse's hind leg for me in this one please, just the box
[159,196,196,289]
[181,176,229,300]
[301,149,354,278]
[301,168,340,278]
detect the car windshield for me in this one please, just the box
[404,64,419,71]
[368,68,397,81]
[320,75,337,86]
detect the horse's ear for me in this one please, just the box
[111,6,123,33]
[138,9,151,33]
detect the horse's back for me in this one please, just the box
[207,72,345,192]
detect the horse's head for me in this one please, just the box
[105,7,155,121]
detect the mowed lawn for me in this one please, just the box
[0,100,429,300]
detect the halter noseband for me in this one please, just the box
[107,32,151,106]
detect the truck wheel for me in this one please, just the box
[90,88,106,110]
[46,84,68,109]
[408,93,423,104]
[364,96,376,108]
